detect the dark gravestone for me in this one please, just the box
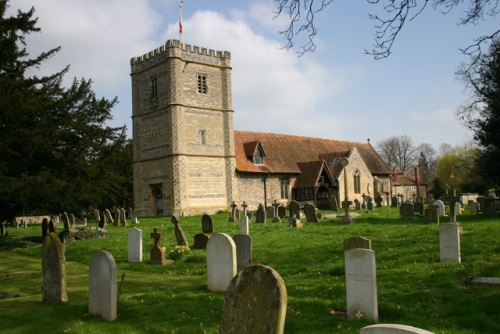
[99,214,107,229]
[414,202,424,215]
[0,221,5,236]
[48,219,56,233]
[391,196,398,207]
[120,208,128,226]
[400,202,414,219]
[150,228,171,265]
[424,208,439,224]
[483,198,497,219]
[266,206,274,220]
[344,236,372,251]
[220,264,287,334]
[172,216,189,246]
[233,234,252,268]
[367,201,374,210]
[303,203,319,222]
[193,233,210,249]
[375,196,383,208]
[288,200,300,219]
[42,233,68,304]
[476,196,486,213]
[202,214,214,233]
[63,212,70,230]
[42,218,50,241]
[329,196,339,211]
[255,203,267,224]
[354,199,361,211]
[277,205,287,219]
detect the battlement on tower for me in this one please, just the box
[130,39,231,67]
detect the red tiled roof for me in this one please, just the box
[234,130,392,176]
[393,173,428,186]
[294,161,333,188]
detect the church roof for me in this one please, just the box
[234,130,391,176]
[294,160,336,189]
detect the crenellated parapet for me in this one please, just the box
[131,39,231,73]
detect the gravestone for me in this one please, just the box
[95,209,101,223]
[241,201,248,218]
[288,200,300,219]
[105,209,114,225]
[255,203,267,223]
[424,208,439,224]
[329,196,339,211]
[220,265,287,334]
[476,196,486,212]
[483,198,497,219]
[375,196,383,208]
[391,196,398,207]
[234,208,240,221]
[288,214,303,228]
[42,218,50,241]
[277,205,287,219]
[63,212,70,230]
[361,324,435,334]
[42,233,68,304]
[120,208,127,226]
[354,199,361,211]
[193,233,210,249]
[89,250,117,321]
[432,200,446,217]
[272,200,281,222]
[240,214,249,235]
[439,223,461,263]
[48,219,56,233]
[128,227,142,262]
[303,203,319,222]
[233,234,252,267]
[414,201,424,215]
[344,236,378,322]
[172,215,189,246]
[206,233,237,292]
[266,206,275,220]
[114,208,120,226]
[344,236,372,251]
[400,202,414,219]
[202,214,214,233]
[229,201,237,222]
[1,221,5,236]
[469,202,479,214]
[448,188,461,223]
[99,214,107,229]
[150,228,172,265]
[69,214,75,227]
[367,200,374,210]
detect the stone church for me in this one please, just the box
[131,40,392,217]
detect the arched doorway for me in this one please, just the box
[151,186,163,216]
[315,184,332,210]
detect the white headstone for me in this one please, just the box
[89,250,117,321]
[433,200,446,217]
[128,227,143,262]
[439,223,461,263]
[361,324,435,334]
[455,202,461,215]
[344,247,378,322]
[206,233,237,292]
[240,216,249,235]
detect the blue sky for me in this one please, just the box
[9,0,498,151]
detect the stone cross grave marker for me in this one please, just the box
[241,201,248,217]
[42,233,68,304]
[128,227,142,262]
[255,203,267,223]
[233,234,252,268]
[89,250,117,321]
[400,202,414,219]
[150,228,171,265]
[220,264,287,334]
[206,233,237,292]
[424,208,439,224]
[344,236,378,322]
[229,201,237,222]
[172,215,189,246]
[433,200,446,217]
[303,203,319,222]
[202,213,214,233]
[272,200,281,222]
[439,223,461,263]
[193,233,210,249]
[361,324,435,334]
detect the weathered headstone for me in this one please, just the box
[193,233,210,249]
[469,202,479,214]
[303,203,319,222]
[361,324,435,334]
[95,209,101,223]
[240,213,249,234]
[206,233,237,292]
[400,202,414,219]
[233,234,252,267]
[483,198,497,218]
[255,203,267,223]
[89,250,117,321]
[42,218,50,241]
[414,201,424,215]
[105,209,114,225]
[375,196,383,208]
[354,199,361,211]
[272,200,281,223]
[476,196,486,212]
[344,236,372,251]
[0,221,6,236]
[424,208,439,224]
[42,233,68,304]
[234,208,240,221]
[288,200,300,219]
[48,219,56,233]
[63,212,70,230]
[391,196,398,207]
[120,208,127,226]
[69,214,75,227]
[220,265,287,334]
[150,228,172,265]
[344,236,378,322]
[99,214,107,229]
[172,215,189,246]
[202,214,214,233]
[439,223,461,263]
[277,205,287,219]
[266,206,275,219]
[433,200,446,217]
[367,199,374,210]
[114,208,120,227]
[128,227,142,262]
[288,214,303,228]
[329,196,339,211]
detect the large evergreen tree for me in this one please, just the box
[457,38,500,189]
[0,0,131,220]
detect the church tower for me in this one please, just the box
[131,40,236,217]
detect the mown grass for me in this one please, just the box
[0,207,499,333]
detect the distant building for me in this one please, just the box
[391,166,427,201]
[131,40,392,217]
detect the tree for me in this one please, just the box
[456,38,500,189]
[0,0,131,221]
[376,135,418,173]
[274,0,499,58]
[417,143,437,185]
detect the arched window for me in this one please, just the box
[353,170,361,194]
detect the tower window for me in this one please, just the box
[200,130,206,145]
[151,77,158,96]
[197,75,207,94]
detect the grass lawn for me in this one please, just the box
[0,207,499,333]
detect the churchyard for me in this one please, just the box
[0,206,499,333]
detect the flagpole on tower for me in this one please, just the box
[179,1,184,45]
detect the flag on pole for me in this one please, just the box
[179,1,183,43]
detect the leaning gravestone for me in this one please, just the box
[99,214,107,229]
[439,223,461,263]
[220,264,287,334]
[233,234,252,267]
[193,233,210,249]
[172,215,189,246]
[42,233,68,304]
[255,203,267,224]
[344,236,378,322]
[202,214,214,233]
[95,209,101,223]
[89,250,117,321]
[361,324,435,334]
[128,227,142,262]
[303,203,319,223]
[63,212,70,230]
[105,209,114,225]
[400,202,414,219]
[424,208,439,224]
[206,233,236,292]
